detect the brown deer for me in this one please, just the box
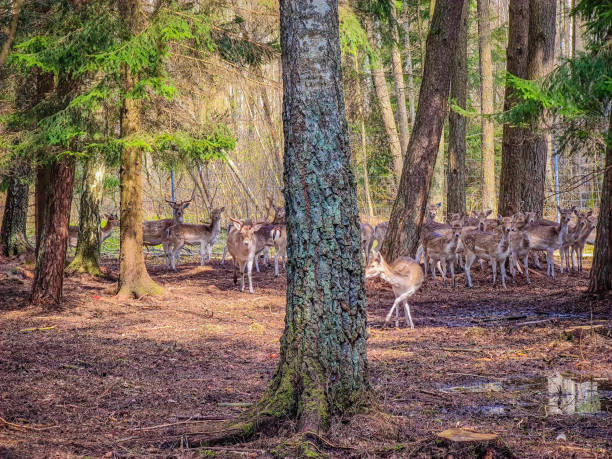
[226,218,265,294]
[423,217,464,287]
[365,251,424,328]
[166,207,225,269]
[360,223,374,264]
[463,219,513,288]
[526,206,574,277]
[571,212,596,272]
[143,198,192,266]
[68,213,119,248]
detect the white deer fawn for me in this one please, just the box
[227,218,265,293]
[166,207,225,269]
[143,199,191,266]
[365,251,424,328]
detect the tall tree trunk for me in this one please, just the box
[213,0,369,438]
[66,153,105,275]
[588,114,612,294]
[0,0,24,67]
[390,0,410,156]
[447,0,468,217]
[522,0,556,217]
[355,52,374,218]
[30,157,76,308]
[402,1,416,126]
[431,126,446,205]
[0,164,30,256]
[478,0,496,212]
[366,26,403,181]
[498,0,530,216]
[382,0,465,260]
[117,0,163,297]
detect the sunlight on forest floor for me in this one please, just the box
[1,251,610,457]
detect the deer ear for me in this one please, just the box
[230,217,242,231]
[220,207,226,212]
[557,205,562,213]
[486,210,493,217]
[183,202,190,209]
[377,251,383,263]
[587,209,593,217]
[436,202,442,208]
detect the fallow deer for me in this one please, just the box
[560,209,588,273]
[166,207,225,269]
[571,212,596,272]
[143,199,192,266]
[360,223,374,264]
[463,220,513,288]
[226,218,265,293]
[423,217,464,287]
[68,213,119,248]
[508,212,531,285]
[365,251,424,328]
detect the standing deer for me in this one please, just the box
[560,210,587,273]
[365,251,424,328]
[143,199,192,266]
[463,219,513,288]
[166,207,225,269]
[423,217,464,287]
[68,213,119,248]
[526,206,573,277]
[226,218,265,293]
[360,223,374,264]
[571,212,596,272]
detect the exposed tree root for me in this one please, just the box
[65,253,102,277]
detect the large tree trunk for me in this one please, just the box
[117,0,163,297]
[30,157,76,308]
[0,164,30,256]
[382,0,465,260]
[446,0,468,217]
[521,0,556,217]
[66,153,105,275]
[478,0,496,212]
[366,25,403,181]
[213,0,368,438]
[588,114,612,294]
[390,0,410,156]
[498,0,530,216]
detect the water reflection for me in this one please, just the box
[547,372,603,415]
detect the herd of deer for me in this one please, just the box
[360,203,597,328]
[68,199,597,329]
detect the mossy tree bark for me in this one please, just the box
[446,0,468,218]
[30,157,76,308]
[212,0,369,439]
[382,0,465,260]
[1,164,30,256]
[66,153,105,275]
[117,0,163,298]
[498,0,530,216]
[477,0,496,213]
[588,113,612,294]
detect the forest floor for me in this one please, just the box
[1,250,611,458]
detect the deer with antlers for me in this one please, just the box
[166,207,226,269]
[143,198,192,266]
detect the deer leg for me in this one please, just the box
[509,253,517,283]
[547,249,555,278]
[246,257,254,294]
[450,258,456,288]
[464,253,475,288]
[440,260,447,288]
[500,258,507,289]
[274,248,280,277]
[384,300,399,327]
[221,245,228,265]
[233,260,238,285]
[431,260,439,286]
[403,302,415,329]
[200,242,206,266]
[533,252,542,269]
[395,301,400,328]
[491,259,498,287]
[423,251,430,279]
[523,254,530,285]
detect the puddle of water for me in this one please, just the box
[545,372,611,415]
[444,372,611,417]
